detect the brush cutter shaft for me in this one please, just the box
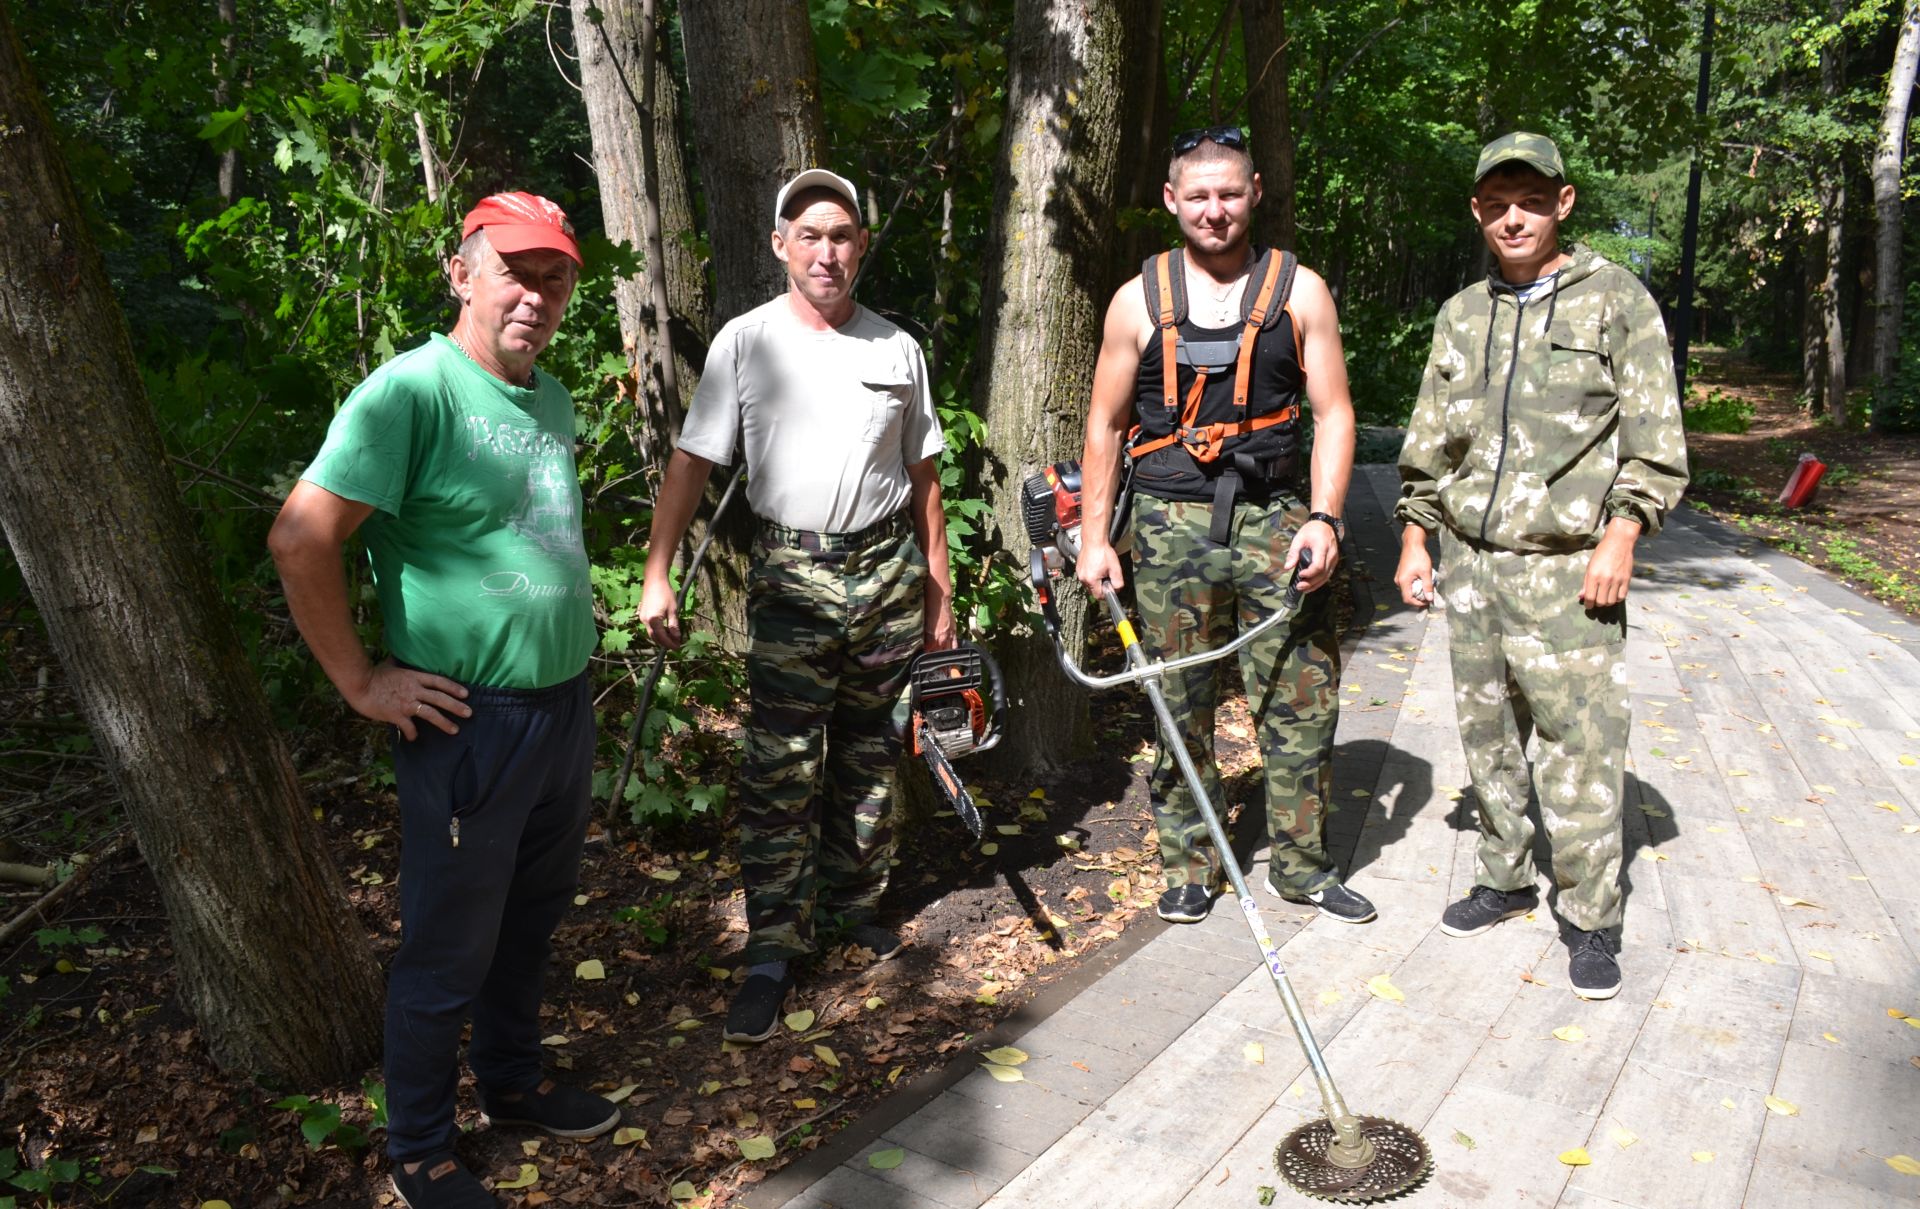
[1098,583,1354,1128]
[1055,575,1304,691]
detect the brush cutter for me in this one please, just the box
[1022,462,1431,1204]
[909,641,1004,841]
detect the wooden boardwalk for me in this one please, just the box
[745,465,1920,1209]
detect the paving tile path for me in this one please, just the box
[745,465,1920,1209]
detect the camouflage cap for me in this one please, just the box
[1474,132,1566,184]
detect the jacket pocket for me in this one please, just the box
[1546,319,1614,416]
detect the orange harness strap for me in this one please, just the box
[1130,252,1293,464]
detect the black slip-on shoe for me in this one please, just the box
[480,1076,620,1140]
[722,971,794,1043]
[390,1153,497,1209]
[843,923,904,961]
[1439,884,1539,938]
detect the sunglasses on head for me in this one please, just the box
[1172,126,1247,155]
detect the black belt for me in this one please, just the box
[758,509,910,556]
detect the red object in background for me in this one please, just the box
[1778,453,1828,508]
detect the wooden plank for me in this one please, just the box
[1623,950,1797,1092]
[1740,1160,1920,1209]
[1382,921,1556,1025]
[1747,1040,1920,1204]
[1205,928,1378,1041]
[1661,874,1796,969]
[1455,975,1655,1118]
[1087,1013,1307,1163]
[780,1163,971,1209]
[1784,969,1920,1069]
[844,1135,1008,1207]
[1562,1058,1767,1209]
[1303,1001,1491,1127]
[1393,1082,1589,1208]
[976,1121,1213,1209]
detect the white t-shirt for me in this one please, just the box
[679,297,944,533]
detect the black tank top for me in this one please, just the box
[1130,308,1304,503]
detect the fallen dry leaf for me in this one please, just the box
[868,1147,906,1170]
[1764,1095,1799,1116]
[981,1062,1024,1083]
[1887,1155,1920,1176]
[1692,1151,1715,1163]
[1557,1148,1592,1167]
[982,1046,1029,1066]
[1609,1126,1638,1150]
[1365,974,1405,1003]
[738,1136,777,1161]
[574,959,605,981]
[1551,1025,1586,1043]
[611,1127,646,1146]
[495,1164,539,1190]
[1452,1130,1475,1150]
[1777,895,1823,909]
[784,1009,816,1032]
[1244,1042,1265,1065]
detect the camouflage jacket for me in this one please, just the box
[1395,245,1689,553]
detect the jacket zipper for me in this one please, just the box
[1477,292,1528,543]
[450,816,461,848]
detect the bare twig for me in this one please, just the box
[0,831,131,951]
[168,454,285,508]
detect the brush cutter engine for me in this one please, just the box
[908,643,1004,841]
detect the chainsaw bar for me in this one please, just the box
[1274,1116,1432,1203]
[916,719,983,840]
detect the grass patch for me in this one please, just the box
[1682,389,1755,434]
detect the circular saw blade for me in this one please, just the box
[1274,1116,1432,1203]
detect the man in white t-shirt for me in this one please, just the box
[639,168,956,1043]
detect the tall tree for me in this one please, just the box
[0,5,383,1084]
[1815,0,1849,425]
[572,0,709,465]
[973,0,1147,773]
[1873,0,1920,424]
[677,0,827,321]
[1241,0,1297,249]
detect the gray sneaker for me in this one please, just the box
[1156,884,1215,923]
[1568,929,1621,1000]
[1439,885,1538,937]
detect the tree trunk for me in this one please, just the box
[1873,0,1920,428]
[214,0,238,203]
[674,0,826,652]
[1114,0,1170,273]
[1240,0,1297,250]
[973,0,1147,774]
[572,0,709,458]
[1803,232,1827,408]
[1818,0,1848,425]
[677,0,826,322]
[0,9,382,1083]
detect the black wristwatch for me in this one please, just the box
[1308,511,1346,541]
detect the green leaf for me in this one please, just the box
[868,1146,906,1170]
[738,1135,777,1161]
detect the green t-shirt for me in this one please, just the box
[303,333,594,689]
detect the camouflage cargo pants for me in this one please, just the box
[737,514,925,964]
[1438,529,1629,931]
[1130,493,1341,896]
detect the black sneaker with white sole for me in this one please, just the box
[1277,881,1378,924]
[1568,929,1622,1000]
[1438,884,1538,937]
[722,970,794,1043]
[1156,883,1214,923]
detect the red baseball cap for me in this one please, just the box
[461,192,583,265]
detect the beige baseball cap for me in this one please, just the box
[773,168,861,225]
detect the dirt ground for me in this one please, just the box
[3,346,1913,1205]
[1679,349,1920,616]
[0,620,1281,1207]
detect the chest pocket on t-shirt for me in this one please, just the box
[860,374,913,445]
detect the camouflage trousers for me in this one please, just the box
[1130,493,1342,896]
[737,513,925,964]
[1438,529,1629,931]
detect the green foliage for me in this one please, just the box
[1682,389,1755,434]
[1341,299,1436,426]
[1689,468,1751,493]
[272,1093,371,1152]
[31,926,106,952]
[614,897,674,946]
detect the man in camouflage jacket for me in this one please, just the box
[1393,132,1688,999]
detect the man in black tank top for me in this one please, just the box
[1076,128,1374,927]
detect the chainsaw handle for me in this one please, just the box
[971,642,1006,754]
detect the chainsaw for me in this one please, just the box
[908,642,1003,841]
[1021,459,1432,1204]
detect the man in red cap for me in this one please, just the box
[270,193,617,1207]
